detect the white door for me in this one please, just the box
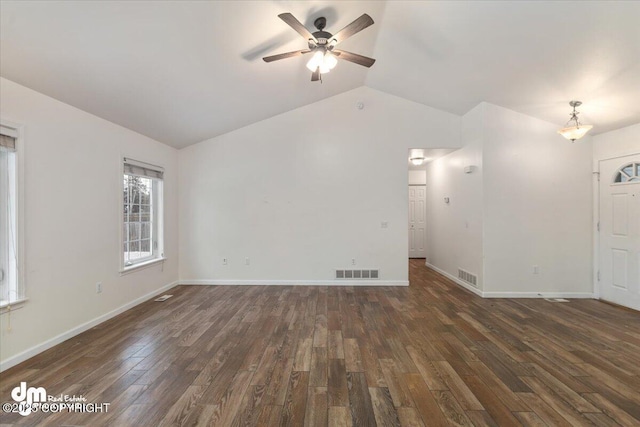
[599,154,640,310]
[409,185,426,258]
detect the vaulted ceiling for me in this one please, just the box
[2,1,639,148]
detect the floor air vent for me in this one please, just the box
[457,268,477,287]
[336,269,379,280]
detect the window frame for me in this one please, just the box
[612,162,640,185]
[120,157,165,273]
[0,120,26,312]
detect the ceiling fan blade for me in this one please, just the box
[263,49,311,63]
[331,14,374,45]
[278,13,318,44]
[311,69,320,81]
[333,50,376,68]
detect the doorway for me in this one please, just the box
[407,148,456,260]
[598,153,640,310]
[409,185,426,258]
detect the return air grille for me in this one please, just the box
[335,269,380,280]
[458,268,477,287]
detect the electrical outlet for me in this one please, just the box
[96,282,102,294]
[381,221,388,228]
[222,258,228,265]
[352,258,356,266]
[245,257,250,266]
[533,265,540,274]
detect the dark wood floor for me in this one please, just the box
[1,260,640,426]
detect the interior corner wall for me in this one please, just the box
[482,104,593,296]
[424,104,485,291]
[178,86,461,285]
[0,78,180,368]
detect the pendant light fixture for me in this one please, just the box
[557,100,593,142]
[409,157,425,166]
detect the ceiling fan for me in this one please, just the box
[263,13,376,82]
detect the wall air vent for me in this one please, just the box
[335,269,380,280]
[457,268,478,287]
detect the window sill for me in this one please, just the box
[120,257,166,275]
[0,298,28,315]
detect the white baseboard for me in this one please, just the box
[425,262,594,299]
[0,281,178,372]
[425,262,483,297]
[179,279,409,287]
[482,291,594,299]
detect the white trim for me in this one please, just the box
[482,292,594,299]
[0,297,28,314]
[0,281,178,372]
[120,257,166,275]
[425,262,483,296]
[0,118,26,309]
[425,262,593,299]
[120,154,165,273]
[596,151,640,163]
[179,279,409,287]
[593,168,601,299]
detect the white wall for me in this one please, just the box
[425,104,485,291]
[408,170,426,185]
[482,104,593,296]
[179,86,460,285]
[592,123,640,165]
[0,78,179,368]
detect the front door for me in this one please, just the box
[599,154,640,310]
[409,185,426,258]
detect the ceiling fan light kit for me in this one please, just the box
[558,100,593,142]
[263,12,376,82]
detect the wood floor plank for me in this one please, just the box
[309,347,328,387]
[379,358,413,408]
[304,387,328,427]
[293,338,313,372]
[328,406,353,427]
[404,372,449,427]
[281,371,309,427]
[346,372,376,426]
[343,338,364,372]
[369,387,401,426]
[513,411,549,427]
[432,390,474,427]
[396,407,426,427]
[328,330,345,359]
[328,358,349,407]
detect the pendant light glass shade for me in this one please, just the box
[557,124,593,142]
[410,157,425,166]
[306,51,324,72]
[558,101,592,142]
[306,50,338,74]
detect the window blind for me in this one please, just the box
[123,157,164,180]
[0,133,16,151]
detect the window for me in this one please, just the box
[1,125,21,307]
[613,162,640,184]
[122,158,164,269]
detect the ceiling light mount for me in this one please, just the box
[557,100,593,142]
[313,17,327,32]
[410,157,426,166]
